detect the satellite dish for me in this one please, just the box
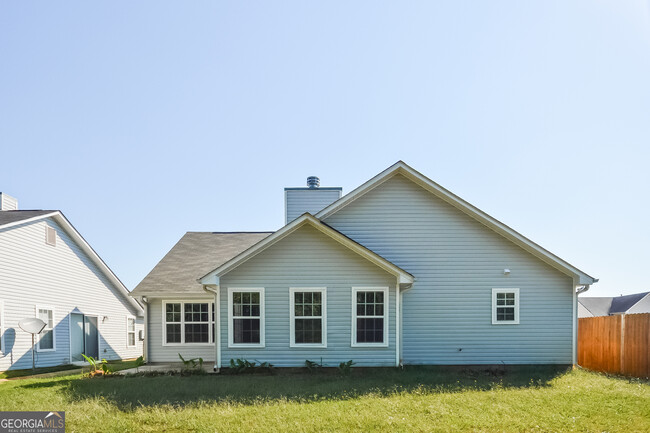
[19,317,47,371]
[19,318,47,334]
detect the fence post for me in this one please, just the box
[620,314,625,375]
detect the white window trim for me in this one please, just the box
[0,300,4,354]
[228,288,265,348]
[35,305,56,352]
[289,287,327,348]
[492,288,520,325]
[126,316,136,348]
[351,287,389,348]
[161,300,214,346]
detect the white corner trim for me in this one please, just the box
[351,287,390,348]
[35,304,56,352]
[491,288,520,325]
[289,287,327,348]
[227,288,265,348]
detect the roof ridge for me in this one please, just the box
[185,231,275,234]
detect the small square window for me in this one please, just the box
[492,289,519,325]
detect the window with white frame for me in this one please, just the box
[228,288,264,347]
[290,288,326,347]
[126,317,136,347]
[37,307,55,351]
[163,301,214,345]
[492,288,520,324]
[352,287,389,346]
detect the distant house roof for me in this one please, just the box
[578,292,650,317]
[0,210,58,227]
[131,232,272,296]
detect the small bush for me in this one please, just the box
[305,359,324,373]
[178,354,205,376]
[229,359,273,374]
[338,360,355,376]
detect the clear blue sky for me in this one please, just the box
[1,2,648,296]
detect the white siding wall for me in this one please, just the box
[0,218,143,371]
[285,189,341,224]
[324,174,575,365]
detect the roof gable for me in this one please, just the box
[200,214,414,287]
[131,232,272,296]
[0,210,143,314]
[316,161,597,285]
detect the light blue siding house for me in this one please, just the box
[131,162,597,370]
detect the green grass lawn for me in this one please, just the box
[0,359,139,379]
[0,365,647,432]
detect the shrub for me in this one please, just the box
[228,359,272,374]
[338,360,355,376]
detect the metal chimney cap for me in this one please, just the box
[307,176,320,188]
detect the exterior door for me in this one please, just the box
[84,316,99,359]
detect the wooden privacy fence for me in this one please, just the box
[578,313,650,378]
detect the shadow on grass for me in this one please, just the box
[57,365,571,410]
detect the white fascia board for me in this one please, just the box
[199,214,413,284]
[317,161,597,285]
[50,213,144,314]
[0,212,60,231]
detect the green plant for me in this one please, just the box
[81,354,114,377]
[305,358,323,373]
[178,354,204,375]
[134,356,145,373]
[338,360,355,376]
[229,358,273,374]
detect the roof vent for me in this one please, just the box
[306,176,320,189]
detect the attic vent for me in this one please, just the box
[45,226,56,246]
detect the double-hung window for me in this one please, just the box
[290,287,326,347]
[492,288,520,324]
[163,301,214,345]
[228,288,264,347]
[126,317,136,347]
[352,287,389,347]
[37,306,55,351]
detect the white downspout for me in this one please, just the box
[396,282,400,367]
[140,296,149,362]
[573,284,590,366]
[203,285,220,371]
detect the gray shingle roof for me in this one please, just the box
[0,210,57,227]
[131,232,272,296]
[578,292,650,317]
[578,297,613,317]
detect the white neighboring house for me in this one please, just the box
[0,193,143,371]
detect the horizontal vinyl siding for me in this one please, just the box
[220,224,396,367]
[0,219,143,371]
[146,298,216,363]
[325,174,574,365]
[285,189,341,224]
